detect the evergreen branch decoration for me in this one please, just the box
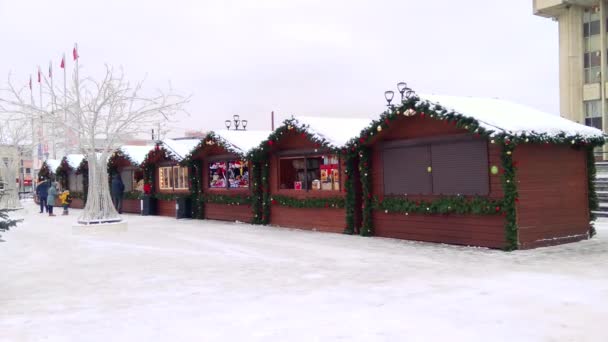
[587,147,598,237]
[374,196,505,215]
[203,193,253,205]
[344,151,357,234]
[270,195,345,209]
[501,142,519,251]
[55,157,71,190]
[359,146,373,236]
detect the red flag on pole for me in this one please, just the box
[37,68,41,83]
[60,55,65,69]
[73,44,79,60]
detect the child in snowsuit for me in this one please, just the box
[59,190,72,215]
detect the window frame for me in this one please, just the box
[276,149,342,192]
[207,155,250,190]
[381,134,490,196]
[158,165,190,191]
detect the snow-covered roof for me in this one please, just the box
[419,95,604,138]
[212,130,272,155]
[161,138,201,161]
[120,145,153,165]
[293,116,372,147]
[65,154,85,169]
[45,159,61,172]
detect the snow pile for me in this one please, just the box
[65,154,85,169]
[213,130,272,155]
[44,159,62,172]
[294,116,372,147]
[419,94,604,138]
[120,145,153,165]
[162,138,201,161]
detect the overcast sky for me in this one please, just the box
[0,0,558,137]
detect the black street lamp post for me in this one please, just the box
[225,114,248,130]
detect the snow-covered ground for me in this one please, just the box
[1,203,608,342]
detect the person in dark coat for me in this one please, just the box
[111,174,125,214]
[35,178,50,214]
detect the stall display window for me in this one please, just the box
[209,160,249,189]
[159,166,189,190]
[159,166,173,190]
[279,155,340,191]
[174,166,188,190]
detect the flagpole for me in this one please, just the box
[29,75,37,184]
[50,61,56,159]
[38,66,46,161]
[74,43,81,150]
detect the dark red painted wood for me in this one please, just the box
[514,144,590,249]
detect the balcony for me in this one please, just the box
[534,0,599,18]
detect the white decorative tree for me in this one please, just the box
[1,64,188,225]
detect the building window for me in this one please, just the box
[159,166,189,191]
[584,100,603,130]
[279,155,340,191]
[383,138,489,196]
[25,168,31,174]
[208,160,249,189]
[584,10,602,84]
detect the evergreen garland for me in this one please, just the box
[270,195,345,209]
[55,157,70,190]
[76,158,89,203]
[124,191,144,200]
[251,161,264,224]
[260,162,270,224]
[141,144,170,195]
[188,160,203,219]
[501,142,519,251]
[359,146,373,236]
[343,151,357,234]
[374,196,505,215]
[38,162,52,181]
[587,147,598,237]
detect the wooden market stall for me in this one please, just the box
[250,116,370,233]
[56,154,86,209]
[185,130,270,222]
[349,93,605,250]
[141,138,200,218]
[107,145,153,214]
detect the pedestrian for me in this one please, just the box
[111,174,125,214]
[46,182,58,217]
[35,178,50,214]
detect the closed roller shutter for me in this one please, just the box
[431,140,489,195]
[383,145,432,195]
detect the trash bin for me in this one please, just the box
[141,195,157,216]
[176,196,192,219]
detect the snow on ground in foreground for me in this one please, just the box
[1,203,607,342]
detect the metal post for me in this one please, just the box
[601,1,608,159]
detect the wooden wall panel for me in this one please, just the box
[514,144,589,249]
[71,198,84,209]
[157,199,176,218]
[206,203,253,223]
[122,199,141,214]
[270,206,346,233]
[373,212,505,249]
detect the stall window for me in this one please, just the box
[279,155,340,191]
[208,160,249,189]
[383,138,488,196]
[159,167,173,190]
[174,166,188,190]
[159,166,188,190]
